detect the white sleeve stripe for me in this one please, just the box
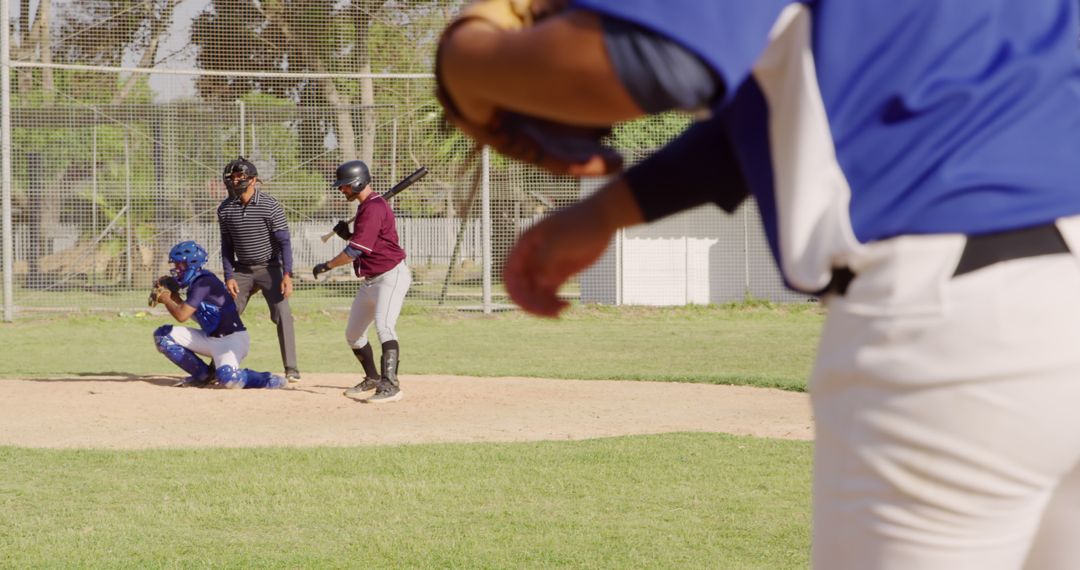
[349,241,373,252]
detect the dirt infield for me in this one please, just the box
[0,374,813,449]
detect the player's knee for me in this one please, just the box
[216,365,245,389]
[153,325,174,353]
[374,327,396,344]
[346,332,366,348]
[270,305,290,325]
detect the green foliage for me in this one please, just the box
[0,434,811,568]
[611,112,693,156]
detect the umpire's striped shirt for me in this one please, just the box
[217,189,293,279]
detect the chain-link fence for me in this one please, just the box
[0,0,804,320]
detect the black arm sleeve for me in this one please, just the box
[623,115,749,223]
[601,15,725,114]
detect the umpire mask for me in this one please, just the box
[223,157,258,199]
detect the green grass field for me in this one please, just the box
[1,304,822,568]
[2,302,822,390]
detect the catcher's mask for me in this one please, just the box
[333,160,371,200]
[223,157,258,199]
[168,240,209,288]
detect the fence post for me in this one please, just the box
[390,117,398,185]
[481,146,492,314]
[237,100,245,156]
[615,228,623,306]
[1,0,13,321]
[684,235,690,305]
[743,204,751,299]
[125,135,133,288]
[91,126,98,289]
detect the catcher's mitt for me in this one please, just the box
[435,0,623,176]
[148,275,182,308]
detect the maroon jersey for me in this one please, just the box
[348,194,406,278]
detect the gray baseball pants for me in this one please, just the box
[231,262,298,373]
[346,262,412,348]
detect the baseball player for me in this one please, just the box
[312,160,412,404]
[217,157,301,383]
[438,2,1080,568]
[151,240,287,390]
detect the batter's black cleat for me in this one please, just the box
[344,377,380,397]
[365,346,402,403]
[285,368,302,383]
[365,381,402,404]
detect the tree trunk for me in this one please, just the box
[356,12,376,168]
[16,0,32,94]
[31,1,59,285]
[113,1,178,104]
[255,2,358,161]
[37,0,54,105]
[321,78,358,161]
[359,61,376,167]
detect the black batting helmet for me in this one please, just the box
[333,160,371,190]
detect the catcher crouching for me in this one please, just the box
[150,240,287,389]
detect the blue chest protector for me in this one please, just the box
[186,271,246,337]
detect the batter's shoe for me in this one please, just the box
[343,377,380,397]
[285,368,302,383]
[365,381,402,404]
[365,346,402,403]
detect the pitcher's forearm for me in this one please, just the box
[582,177,646,234]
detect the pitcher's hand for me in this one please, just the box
[503,178,643,317]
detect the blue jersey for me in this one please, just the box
[184,271,246,337]
[575,0,1080,292]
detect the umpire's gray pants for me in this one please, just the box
[231,263,298,372]
[346,262,412,349]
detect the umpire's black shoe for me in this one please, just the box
[344,377,380,397]
[365,381,402,404]
[285,368,302,383]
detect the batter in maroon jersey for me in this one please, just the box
[312,160,412,403]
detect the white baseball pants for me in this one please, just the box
[166,326,250,371]
[811,216,1080,569]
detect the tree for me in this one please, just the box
[190,0,455,167]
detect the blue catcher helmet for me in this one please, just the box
[168,241,209,288]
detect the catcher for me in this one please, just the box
[438,1,1080,568]
[150,240,287,390]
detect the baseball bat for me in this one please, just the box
[320,167,429,242]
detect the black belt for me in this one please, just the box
[825,222,1070,296]
[235,261,277,269]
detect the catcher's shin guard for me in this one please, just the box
[154,325,211,382]
[215,365,286,389]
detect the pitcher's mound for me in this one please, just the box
[0,374,813,449]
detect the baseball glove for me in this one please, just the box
[435,0,623,176]
[148,275,182,308]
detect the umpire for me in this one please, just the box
[217,157,301,382]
